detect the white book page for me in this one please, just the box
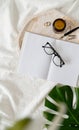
[18,32,54,79]
[47,40,79,86]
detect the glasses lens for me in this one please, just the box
[44,43,54,55]
[53,55,61,66]
[52,55,64,67]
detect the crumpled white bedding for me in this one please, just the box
[0,0,79,129]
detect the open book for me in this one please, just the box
[18,32,79,86]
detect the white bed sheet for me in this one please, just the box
[0,0,79,129]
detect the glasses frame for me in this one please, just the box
[42,42,65,67]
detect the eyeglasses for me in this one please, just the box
[42,42,65,67]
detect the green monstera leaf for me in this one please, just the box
[43,85,79,130]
